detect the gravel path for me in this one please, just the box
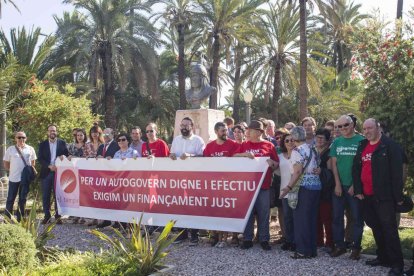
[39,218,414,275]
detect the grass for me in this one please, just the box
[361,227,414,260]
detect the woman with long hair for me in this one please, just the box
[84,123,104,158]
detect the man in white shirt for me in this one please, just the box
[3,131,37,221]
[170,117,205,160]
[170,117,205,245]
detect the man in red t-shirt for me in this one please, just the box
[141,123,170,157]
[353,118,404,275]
[233,120,279,251]
[203,122,240,247]
[203,122,239,157]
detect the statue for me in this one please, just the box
[185,63,217,109]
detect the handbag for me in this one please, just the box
[15,145,37,182]
[288,147,313,209]
[395,195,414,213]
[269,174,282,208]
[316,148,334,190]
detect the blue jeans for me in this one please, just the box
[244,189,270,242]
[5,181,29,220]
[293,187,320,256]
[332,186,364,249]
[282,198,295,244]
[41,172,59,219]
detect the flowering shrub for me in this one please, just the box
[351,20,414,193]
[10,78,99,147]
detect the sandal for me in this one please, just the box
[290,252,311,259]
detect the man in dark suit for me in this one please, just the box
[97,128,120,159]
[96,127,120,228]
[38,124,69,224]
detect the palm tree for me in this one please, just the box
[316,0,370,75]
[246,1,321,124]
[0,27,69,80]
[161,0,194,110]
[0,0,19,18]
[59,0,161,128]
[195,0,265,109]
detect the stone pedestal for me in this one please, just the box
[174,109,225,143]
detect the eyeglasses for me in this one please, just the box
[117,138,127,142]
[284,139,294,143]
[146,130,154,133]
[337,123,350,129]
[17,137,26,140]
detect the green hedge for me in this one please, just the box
[0,224,37,271]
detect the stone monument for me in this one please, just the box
[174,63,224,143]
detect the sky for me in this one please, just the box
[0,0,413,36]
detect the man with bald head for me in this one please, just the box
[329,115,364,260]
[3,131,37,221]
[353,119,404,276]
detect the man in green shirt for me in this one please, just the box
[330,115,364,260]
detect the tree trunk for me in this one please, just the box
[299,0,308,120]
[264,74,271,106]
[272,57,281,125]
[336,40,344,74]
[177,23,186,110]
[397,0,403,19]
[233,46,242,122]
[100,41,116,128]
[209,33,220,109]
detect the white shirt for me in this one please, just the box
[49,140,57,165]
[170,134,205,157]
[4,145,37,182]
[278,153,293,198]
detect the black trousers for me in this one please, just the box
[362,196,404,269]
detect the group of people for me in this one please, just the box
[2,114,412,276]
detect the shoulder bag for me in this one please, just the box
[15,145,37,182]
[288,147,313,209]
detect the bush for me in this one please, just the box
[90,218,178,275]
[33,252,123,276]
[0,224,37,271]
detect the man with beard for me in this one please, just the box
[353,119,404,276]
[203,122,240,247]
[170,117,205,245]
[38,124,69,224]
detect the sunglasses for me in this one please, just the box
[146,130,154,133]
[337,123,350,129]
[284,139,294,143]
[17,137,27,140]
[117,138,127,142]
